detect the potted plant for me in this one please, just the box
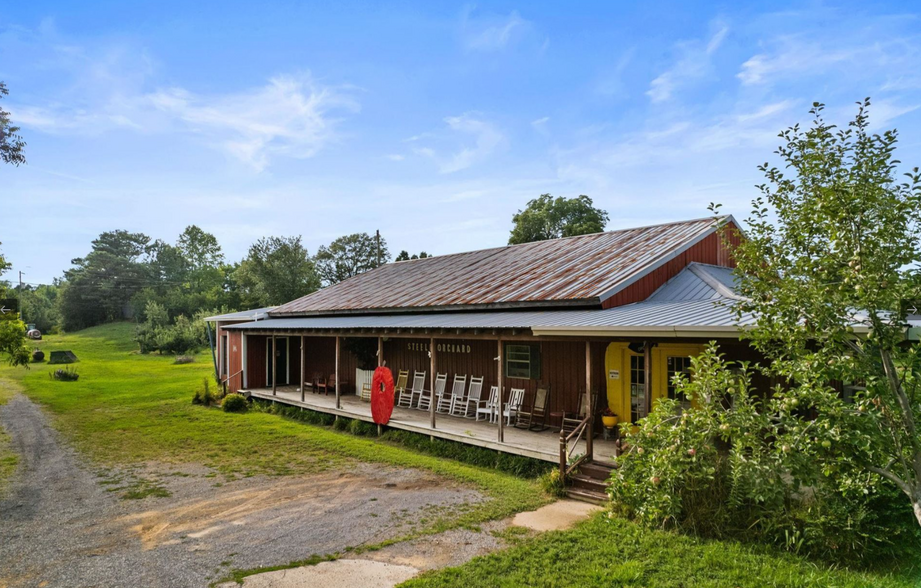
[601,407,619,428]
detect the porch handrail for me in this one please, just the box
[559,414,591,478]
[221,369,243,384]
[220,369,244,394]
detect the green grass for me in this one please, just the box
[0,322,548,528]
[402,513,920,588]
[4,323,918,588]
[0,377,18,492]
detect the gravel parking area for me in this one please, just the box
[0,392,482,588]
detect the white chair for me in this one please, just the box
[438,374,465,414]
[448,375,470,416]
[476,386,499,422]
[418,373,447,412]
[501,388,525,425]
[456,376,484,418]
[398,371,426,408]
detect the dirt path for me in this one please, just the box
[0,391,482,588]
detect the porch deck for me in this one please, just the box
[245,386,619,465]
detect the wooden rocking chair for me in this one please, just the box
[515,385,550,430]
[562,390,597,434]
[393,370,409,403]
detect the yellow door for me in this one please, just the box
[605,342,705,424]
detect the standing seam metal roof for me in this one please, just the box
[222,300,754,333]
[272,216,727,316]
[222,261,754,336]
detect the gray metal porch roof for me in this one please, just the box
[223,297,755,338]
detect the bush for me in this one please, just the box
[191,377,218,406]
[348,418,378,436]
[173,355,194,364]
[50,367,79,381]
[135,301,207,355]
[222,393,248,413]
[610,344,921,563]
[538,468,567,498]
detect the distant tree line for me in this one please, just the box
[5,229,395,352]
[3,192,609,355]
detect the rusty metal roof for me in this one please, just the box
[272,216,728,316]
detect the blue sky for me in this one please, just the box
[2,1,921,284]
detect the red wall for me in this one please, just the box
[602,224,741,309]
[381,336,597,426]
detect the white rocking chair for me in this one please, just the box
[397,371,425,408]
[438,374,465,414]
[418,373,447,412]
[501,388,525,425]
[456,376,484,418]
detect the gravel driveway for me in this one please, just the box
[0,392,482,588]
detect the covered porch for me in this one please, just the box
[244,384,620,464]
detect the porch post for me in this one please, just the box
[429,337,436,429]
[272,333,277,396]
[377,336,383,367]
[497,338,504,444]
[644,341,652,418]
[242,333,248,389]
[335,335,341,409]
[585,340,593,460]
[300,335,306,402]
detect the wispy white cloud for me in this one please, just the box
[737,38,854,86]
[148,75,359,171]
[647,23,729,103]
[736,27,921,89]
[411,113,506,173]
[385,153,405,161]
[531,116,550,135]
[440,113,506,173]
[460,7,532,52]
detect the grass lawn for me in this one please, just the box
[0,377,18,492]
[3,322,918,588]
[403,514,919,588]
[0,323,548,533]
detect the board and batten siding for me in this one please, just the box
[602,225,740,309]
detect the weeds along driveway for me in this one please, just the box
[0,391,482,588]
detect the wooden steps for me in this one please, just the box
[565,460,615,504]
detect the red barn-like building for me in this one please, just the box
[208,215,758,500]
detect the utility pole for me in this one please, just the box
[375,230,381,267]
[18,271,23,322]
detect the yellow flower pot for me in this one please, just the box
[602,415,618,428]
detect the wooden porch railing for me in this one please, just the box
[220,369,243,395]
[560,413,591,478]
